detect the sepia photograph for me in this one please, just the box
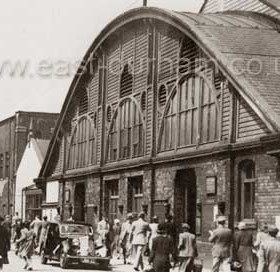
[0,0,280,271]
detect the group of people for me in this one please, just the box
[208,216,280,272]
[97,211,198,272]
[0,213,50,271]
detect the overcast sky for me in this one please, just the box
[0,0,203,120]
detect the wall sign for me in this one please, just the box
[206,176,217,196]
[46,181,59,203]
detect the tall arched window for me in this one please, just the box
[239,160,255,219]
[68,117,96,169]
[107,99,144,162]
[160,74,220,151]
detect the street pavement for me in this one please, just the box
[3,251,212,272]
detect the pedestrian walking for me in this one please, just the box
[30,215,41,245]
[16,221,36,271]
[148,216,159,251]
[178,223,198,272]
[0,216,10,265]
[148,222,176,272]
[209,216,232,272]
[131,211,151,271]
[2,215,12,242]
[97,215,110,245]
[254,224,269,255]
[234,222,256,272]
[38,216,49,254]
[120,213,133,264]
[111,218,121,258]
[257,225,280,272]
[165,214,177,245]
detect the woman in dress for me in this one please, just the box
[234,222,256,272]
[149,223,176,272]
[16,221,36,271]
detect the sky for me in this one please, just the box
[0,0,203,120]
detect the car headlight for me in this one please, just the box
[72,238,80,246]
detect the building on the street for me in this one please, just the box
[15,125,50,221]
[36,0,280,249]
[0,111,59,216]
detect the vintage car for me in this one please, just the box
[40,221,110,269]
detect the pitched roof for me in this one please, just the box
[39,7,280,177]
[32,138,50,165]
[262,0,280,11]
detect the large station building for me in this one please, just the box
[36,0,280,246]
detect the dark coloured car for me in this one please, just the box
[41,221,110,269]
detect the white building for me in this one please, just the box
[15,135,50,220]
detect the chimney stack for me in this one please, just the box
[143,0,147,7]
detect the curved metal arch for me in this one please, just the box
[105,96,146,161]
[157,71,221,152]
[66,114,96,169]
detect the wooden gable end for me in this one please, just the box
[236,95,270,140]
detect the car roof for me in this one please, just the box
[49,221,92,227]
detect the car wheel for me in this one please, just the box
[60,252,68,269]
[41,250,48,264]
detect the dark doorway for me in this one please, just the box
[174,169,197,234]
[74,183,85,222]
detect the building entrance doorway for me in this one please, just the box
[174,169,197,234]
[74,183,85,222]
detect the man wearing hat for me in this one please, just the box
[257,225,280,272]
[120,213,133,264]
[209,216,232,272]
[233,222,255,272]
[149,223,176,272]
[131,211,151,271]
[178,223,198,272]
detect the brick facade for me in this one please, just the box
[0,111,59,216]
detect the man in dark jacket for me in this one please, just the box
[149,223,176,272]
[209,216,232,272]
[0,216,10,264]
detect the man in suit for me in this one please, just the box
[257,225,280,272]
[209,216,232,272]
[149,222,176,272]
[178,223,198,272]
[131,211,151,271]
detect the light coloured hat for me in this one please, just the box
[182,223,190,230]
[126,213,133,219]
[216,216,226,223]
[238,222,247,230]
[114,218,120,224]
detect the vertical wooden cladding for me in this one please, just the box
[236,97,270,139]
[106,23,149,105]
[221,84,231,141]
[134,26,148,94]
[107,41,121,105]
[97,108,102,164]
[88,68,99,112]
[158,26,180,82]
[53,136,65,175]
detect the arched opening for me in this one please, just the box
[238,160,256,220]
[74,183,86,222]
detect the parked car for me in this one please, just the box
[40,221,110,269]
